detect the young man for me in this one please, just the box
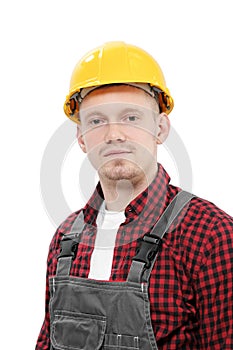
[36,42,233,349]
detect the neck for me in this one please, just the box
[99,166,158,212]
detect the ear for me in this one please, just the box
[156,113,170,144]
[76,125,87,153]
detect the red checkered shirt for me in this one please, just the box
[36,164,233,349]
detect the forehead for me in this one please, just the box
[80,85,158,111]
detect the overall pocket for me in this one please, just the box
[51,310,106,350]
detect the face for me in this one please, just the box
[77,85,170,185]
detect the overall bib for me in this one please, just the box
[49,191,193,350]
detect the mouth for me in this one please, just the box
[103,150,133,157]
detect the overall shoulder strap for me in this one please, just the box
[56,211,85,276]
[127,190,195,283]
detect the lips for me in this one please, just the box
[103,149,132,157]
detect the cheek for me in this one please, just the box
[82,129,105,152]
[137,134,157,159]
[131,127,156,147]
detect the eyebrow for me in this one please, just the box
[83,110,106,118]
[119,107,145,114]
[79,110,106,123]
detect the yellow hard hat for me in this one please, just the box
[64,41,174,123]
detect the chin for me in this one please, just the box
[99,160,141,181]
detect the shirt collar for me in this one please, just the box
[124,163,171,221]
[83,163,171,224]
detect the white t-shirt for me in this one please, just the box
[88,202,125,280]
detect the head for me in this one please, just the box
[76,84,170,186]
[64,41,173,187]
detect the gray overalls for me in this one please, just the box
[49,191,193,350]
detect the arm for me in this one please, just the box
[35,262,51,349]
[35,229,61,349]
[197,217,233,349]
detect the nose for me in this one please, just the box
[104,122,126,144]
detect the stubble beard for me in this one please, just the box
[98,159,142,182]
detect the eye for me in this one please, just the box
[89,118,106,127]
[123,115,139,123]
[91,119,101,125]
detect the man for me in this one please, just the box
[36,42,233,349]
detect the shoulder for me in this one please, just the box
[171,193,233,244]
[170,194,233,276]
[187,195,233,233]
[190,196,233,263]
[49,209,84,251]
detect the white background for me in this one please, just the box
[1,0,232,348]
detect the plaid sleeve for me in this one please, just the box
[197,216,233,348]
[35,261,51,348]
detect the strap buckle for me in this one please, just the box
[133,234,162,269]
[57,237,78,260]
